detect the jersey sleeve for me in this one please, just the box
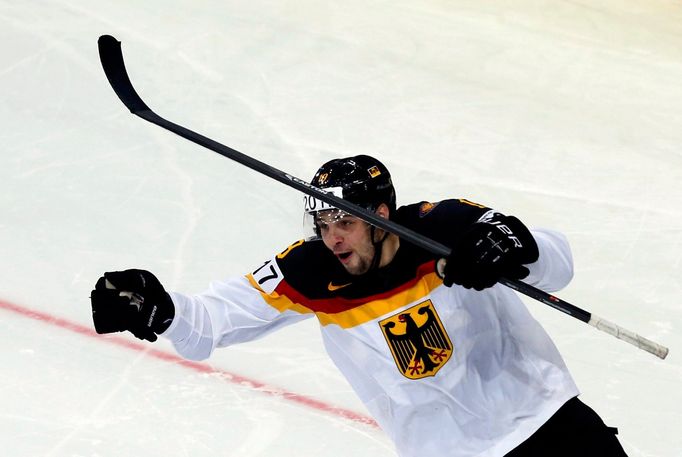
[400,199,573,291]
[523,228,574,292]
[160,255,313,361]
[396,198,492,247]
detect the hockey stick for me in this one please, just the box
[97,34,668,360]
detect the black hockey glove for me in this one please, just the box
[437,213,539,290]
[90,269,174,342]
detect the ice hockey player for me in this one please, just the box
[90,155,628,456]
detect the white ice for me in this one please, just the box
[1,0,681,456]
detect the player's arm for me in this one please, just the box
[90,257,312,361]
[162,273,311,361]
[436,206,541,291]
[433,200,575,292]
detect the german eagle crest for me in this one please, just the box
[379,300,453,379]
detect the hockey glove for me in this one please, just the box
[90,269,174,342]
[437,213,539,290]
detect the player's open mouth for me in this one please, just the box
[336,252,352,263]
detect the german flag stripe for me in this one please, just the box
[246,261,443,329]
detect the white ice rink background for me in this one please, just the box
[1,0,681,456]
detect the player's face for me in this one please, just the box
[317,211,375,275]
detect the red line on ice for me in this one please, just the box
[0,298,378,428]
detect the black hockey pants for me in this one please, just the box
[504,397,628,457]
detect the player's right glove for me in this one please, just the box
[90,269,174,342]
[437,212,539,290]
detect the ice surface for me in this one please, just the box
[1,0,681,455]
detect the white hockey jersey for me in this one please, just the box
[162,199,579,457]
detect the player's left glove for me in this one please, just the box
[437,213,539,290]
[90,269,174,342]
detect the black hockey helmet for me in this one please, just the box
[311,155,396,213]
[302,155,396,240]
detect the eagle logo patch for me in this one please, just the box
[379,300,453,379]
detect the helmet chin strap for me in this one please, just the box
[369,225,389,271]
